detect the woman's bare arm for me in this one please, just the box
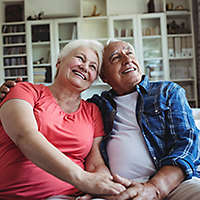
[0,99,125,196]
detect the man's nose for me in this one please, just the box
[122,54,132,64]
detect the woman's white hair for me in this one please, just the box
[58,39,104,74]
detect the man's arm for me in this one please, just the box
[88,165,184,200]
[85,137,131,187]
[147,165,185,199]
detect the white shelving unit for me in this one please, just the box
[1,21,28,82]
[163,0,197,106]
[138,13,169,81]
[0,0,198,105]
[26,20,56,84]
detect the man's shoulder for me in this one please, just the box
[149,80,181,93]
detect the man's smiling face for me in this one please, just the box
[101,41,143,95]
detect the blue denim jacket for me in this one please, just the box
[88,75,200,180]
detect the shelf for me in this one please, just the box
[2,22,25,25]
[5,75,28,79]
[171,78,194,82]
[4,65,27,69]
[142,35,161,39]
[3,54,27,58]
[167,33,192,37]
[169,56,193,60]
[166,11,191,16]
[2,32,25,36]
[3,43,26,47]
[32,41,50,46]
[33,63,51,67]
[144,57,163,61]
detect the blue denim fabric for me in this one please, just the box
[88,75,200,180]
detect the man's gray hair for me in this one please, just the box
[58,39,104,74]
[105,39,135,51]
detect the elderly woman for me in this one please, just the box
[0,40,126,200]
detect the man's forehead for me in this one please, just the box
[107,42,132,54]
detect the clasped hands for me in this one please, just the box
[77,172,160,200]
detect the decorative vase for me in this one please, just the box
[147,0,155,13]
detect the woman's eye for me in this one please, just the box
[127,51,134,55]
[90,65,97,71]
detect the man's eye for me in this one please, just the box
[77,56,84,61]
[111,56,120,63]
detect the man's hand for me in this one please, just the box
[0,77,22,100]
[103,181,160,200]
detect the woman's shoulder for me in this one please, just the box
[15,82,45,90]
[14,82,48,95]
[4,82,49,105]
[81,99,101,114]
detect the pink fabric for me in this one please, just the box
[0,82,104,200]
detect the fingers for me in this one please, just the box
[114,186,138,200]
[4,80,17,87]
[0,79,21,100]
[77,194,93,200]
[0,92,6,100]
[112,174,132,187]
[105,183,126,196]
[0,85,10,100]
[16,77,23,82]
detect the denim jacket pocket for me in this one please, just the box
[143,106,169,136]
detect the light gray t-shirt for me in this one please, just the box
[107,91,156,182]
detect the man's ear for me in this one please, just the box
[99,65,108,83]
[101,77,108,83]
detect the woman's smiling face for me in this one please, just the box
[56,46,99,92]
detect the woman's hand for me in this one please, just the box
[78,137,129,196]
[78,180,160,200]
[76,171,128,196]
[0,77,22,100]
[77,175,132,200]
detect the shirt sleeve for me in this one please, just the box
[0,82,38,108]
[160,84,200,179]
[91,103,105,138]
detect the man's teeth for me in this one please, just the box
[123,68,136,74]
[74,71,86,80]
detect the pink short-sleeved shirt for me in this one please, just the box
[0,82,104,200]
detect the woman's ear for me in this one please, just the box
[56,58,61,69]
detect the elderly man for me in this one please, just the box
[1,40,200,200]
[85,40,200,200]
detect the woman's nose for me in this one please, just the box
[79,63,88,72]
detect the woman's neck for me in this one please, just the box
[48,83,82,113]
